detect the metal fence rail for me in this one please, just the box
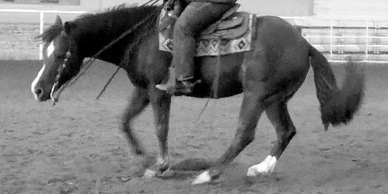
[1,9,388,62]
[0,9,86,60]
[284,16,388,63]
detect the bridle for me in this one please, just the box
[49,35,74,104]
[48,0,163,105]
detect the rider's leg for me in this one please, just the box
[156,2,234,94]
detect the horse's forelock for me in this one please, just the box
[37,24,63,44]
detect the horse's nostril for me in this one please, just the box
[34,87,44,98]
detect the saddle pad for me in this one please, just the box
[159,12,255,57]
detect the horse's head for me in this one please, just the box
[31,15,84,102]
[31,5,161,102]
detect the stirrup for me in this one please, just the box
[155,83,173,91]
[179,79,201,88]
[155,67,176,92]
[174,79,201,94]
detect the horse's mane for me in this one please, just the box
[37,4,160,45]
[76,3,129,19]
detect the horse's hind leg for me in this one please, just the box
[247,101,296,177]
[193,90,264,184]
[121,87,150,166]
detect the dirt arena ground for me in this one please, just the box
[0,60,387,194]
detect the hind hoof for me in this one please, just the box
[192,170,212,185]
[246,155,277,177]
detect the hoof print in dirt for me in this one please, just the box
[117,175,132,182]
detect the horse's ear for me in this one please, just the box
[64,22,75,35]
[54,15,63,26]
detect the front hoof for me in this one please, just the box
[142,168,175,180]
[192,170,212,185]
[143,169,157,179]
[158,168,175,178]
[142,161,173,179]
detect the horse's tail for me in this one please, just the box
[308,45,365,130]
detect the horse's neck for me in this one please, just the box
[78,27,131,65]
[79,7,159,67]
[86,36,125,65]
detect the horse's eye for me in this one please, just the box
[54,54,66,60]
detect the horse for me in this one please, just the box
[30,4,364,184]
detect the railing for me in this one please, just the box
[0,9,86,60]
[0,9,387,62]
[284,16,388,63]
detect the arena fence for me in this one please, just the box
[0,9,86,60]
[284,16,388,63]
[1,9,388,63]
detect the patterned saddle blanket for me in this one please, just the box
[158,4,256,57]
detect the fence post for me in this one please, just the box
[39,11,44,60]
[329,19,333,60]
[365,19,369,60]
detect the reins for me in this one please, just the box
[97,0,219,125]
[60,0,162,94]
[95,10,161,99]
[194,36,222,122]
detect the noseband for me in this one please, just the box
[50,49,72,104]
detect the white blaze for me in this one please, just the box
[31,64,46,100]
[46,41,54,57]
[31,41,55,100]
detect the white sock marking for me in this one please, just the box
[247,155,277,177]
[192,170,211,185]
[143,169,157,179]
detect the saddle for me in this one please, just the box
[160,4,250,40]
[158,3,255,56]
[201,4,250,40]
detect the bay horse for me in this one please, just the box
[30,5,364,184]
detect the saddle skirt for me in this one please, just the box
[158,4,256,57]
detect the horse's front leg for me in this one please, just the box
[121,87,151,167]
[143,86,172,178]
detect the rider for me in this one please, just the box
[155,0,237,95]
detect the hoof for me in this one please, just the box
[143,169,157,179]
[246,155,277,177]
[192,170,212,185]
[158,168,175,178]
